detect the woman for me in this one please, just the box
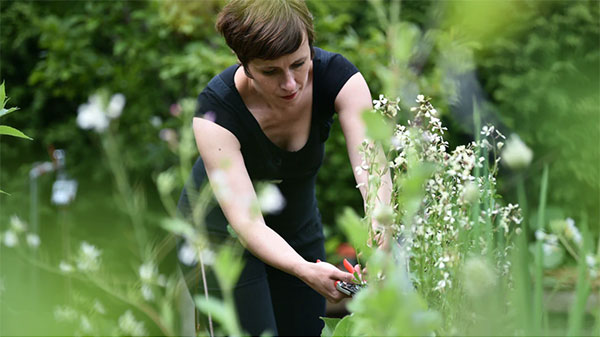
[178,0,392,335]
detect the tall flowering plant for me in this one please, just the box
[330,94,526,336]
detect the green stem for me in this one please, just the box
[533,165,549,335]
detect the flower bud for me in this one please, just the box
[501,134,533,170]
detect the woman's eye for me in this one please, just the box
[262,70,276,76]
[292,62,305,68]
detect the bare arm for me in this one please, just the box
[192,117,354,301]
[335,73,393,232]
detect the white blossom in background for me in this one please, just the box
[258,183,286,214]
[80,315,93,333]
[118,310,147,336]
[501,134,533,170]
[461,257,497,298]
[3,230,17,247]
[178,241,215,267]
[106,93,126,119]
[26,233,40,248]
[77,94,110,133]
[93,299,106,315]
[564,217,582,246]
[141,284,154,301]
[150,115,162,128]
[76,241,102,272]
[178,241,198,266]
[10,215,27,233]
[139,262,157,283]
[54,306,78,322]
[59,261,74,273]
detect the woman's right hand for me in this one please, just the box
[296,260,355,303]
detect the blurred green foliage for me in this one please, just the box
[476,0,600,230]
[1,0,598,255]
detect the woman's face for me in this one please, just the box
[246,37,312,107]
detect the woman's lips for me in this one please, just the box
[281,92,297,100]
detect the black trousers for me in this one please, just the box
[177,164,326,336]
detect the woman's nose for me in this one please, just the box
[280,71,296,91]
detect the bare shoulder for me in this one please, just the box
[334,72,372,114]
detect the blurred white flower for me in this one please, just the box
[461,257,497,298]
[416,94,425,103]
[80,315,92,333]
[59,261,74,273]
[118,310,147,337]
[564,217,582,246]
[93,299,106,314]
[501,134,533,170]
[139,262,157,283]
[178,241,197,266]
[150,115,162,128]
[157,169,176,196]
[106,93,126,119]
[3,230,17,247]
[77,94,109,133]
[462,181,479,204]
[10,215,27,233]
[76,241,101,272]
[26,233,40,248]
[258,183,286,214]
[373,204,394,226]
[141,284,154,301]
[54,305,78,322]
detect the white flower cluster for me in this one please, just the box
[138,261,168,301]
[364,95,522,296]
[76,92,126,133]
[1,215,40,249]
[118,310,147,336]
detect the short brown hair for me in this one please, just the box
[216,0,315,71]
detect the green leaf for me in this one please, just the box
[320,317,341,337]
[337,207,371,260]
[332,314,354,337]
[160,217,195,238]
[0,81,5,107]
[0,107,19,118]
[362,110,393,144]
[195,295,238,335]
[0,125,32,140]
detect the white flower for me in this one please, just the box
[59,261,74,273]
[76,241,101,272]
[501,134,533,170]
[10,215,27,233]
[77,95,109,133]
[141,284,154,301]
[178,241,198,266]
[118,310,147,336]
[139,262,157,283]
[54,306,78,322]
[585,254,596,269]
[564,218,582,246]
[80,315,92,333]
[3,230,17,247]
[106,93,126,119]
[461,257,497,298]
[93,299,106,314]
[258,183,285,214]
[535,230,546,241]
[150,116,162,128]
[199,248,215,265]
[26,233,40,248]
[416,94,425,103]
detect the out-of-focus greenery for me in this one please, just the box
[476,1,600,230]
[1,2,599,334]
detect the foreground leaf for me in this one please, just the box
[0,125,32,140]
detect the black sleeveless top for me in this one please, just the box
[192,47,359,247]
